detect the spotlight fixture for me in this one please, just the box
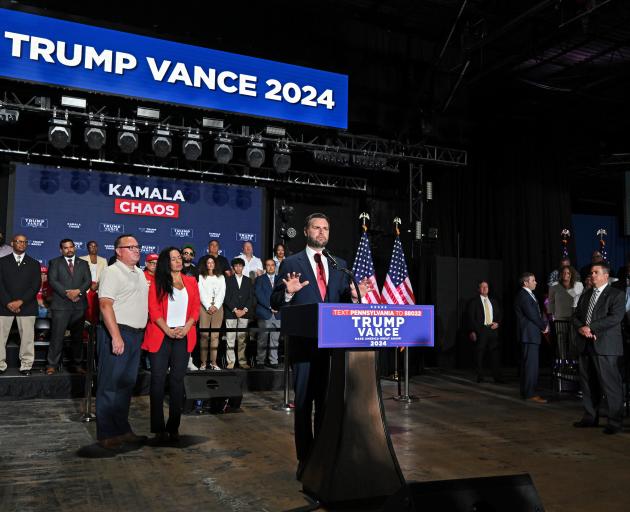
[84,119,106,150]
[352,154,388,170]
[273,142,291,174]
[152,128,172,158]
[48,117,71,150]
[213,134,233,164]
[313,150,350,167]
[117,124,138,154]
[0,108,19,123]
[245,140,265,168]
[182,132,202,161]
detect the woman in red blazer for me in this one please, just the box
[142,247,200,443]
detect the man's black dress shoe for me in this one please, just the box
[573,419,599,428]
[19,369,31,376]
[169,431,180,442]
[603,425,622,435]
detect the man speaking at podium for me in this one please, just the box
[271,212,369,478]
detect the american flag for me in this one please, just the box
[352,231,382,304]
[381,236,415,305]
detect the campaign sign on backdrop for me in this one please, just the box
[0,8,348,128]
[10,164,264,264]
[318,304,434,349]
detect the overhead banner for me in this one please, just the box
[0,8,348,128]
[10,163,264,264]
[318,304,434,349]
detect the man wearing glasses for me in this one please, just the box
[181,245,199,281]
[47,239,92,375]
[0,235,41,375]
[95,234,149,450]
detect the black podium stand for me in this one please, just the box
[282,303,406,507]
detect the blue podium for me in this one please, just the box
[282,303,434,507]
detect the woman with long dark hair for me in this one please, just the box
[198,255,225,370]
[142,247,200,443]
[273,243,286,274]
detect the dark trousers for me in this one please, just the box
[47,308,85,368]
[148,336,189,434]
[292,353,330,462]
[95,324,143,440]
[520,343,540,399]
[476,327,502,380]
[579,349,624,429]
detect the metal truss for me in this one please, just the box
[0,93,468,168]
[0,136,368,192]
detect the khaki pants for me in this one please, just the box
[225,318,249,367]
[0,315,35,371]
[198,306,224,366]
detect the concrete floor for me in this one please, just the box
[1,369,629,511]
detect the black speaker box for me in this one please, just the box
[382,474,544,512]
[183,370,243,412]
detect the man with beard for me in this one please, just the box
[271,212,370,479]
[181,245,199,281]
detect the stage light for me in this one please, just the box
[426,181,433,200]
[61,96,87,109]
[0,109,19,123]
[48,118,71,150]
[265,125,286,137]
[246,141,265,168]
[152,128,172,158]
[313,150,350,167]
[84,120,106,150]
[273,143,291,174]
[203,117,224,130]
[137,107,160,120]
[352,154,388,170]
[182,132,202,161]
[117,124,138,154]
[213,134,233,164]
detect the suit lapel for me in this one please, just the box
[592,286,610,317]
[297,251,318,289]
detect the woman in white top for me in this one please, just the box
[198,255,226,370]
[548,265,583,320]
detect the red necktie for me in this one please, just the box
[313,253,327,301]
[67,259,74,275]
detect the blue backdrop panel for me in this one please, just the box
[11,164,264,265]
[572,213,630,275]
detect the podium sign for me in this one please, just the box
[318,303,434,348]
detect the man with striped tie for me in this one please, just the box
[514,272,549,404]
[572,261,625,435]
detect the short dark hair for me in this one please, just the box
[59,238,74,249]
[87,240,98,247]
[114,234,134,249]
[477,280,489,289]
[304,212,330,229]
[519,272,534,286]
[264,258,275,266]
[591,261,610,275]
[208,239,220,246]
[231,257,245,267]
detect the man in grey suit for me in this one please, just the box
[572,261,626,434]
[46,239,91,374]
[514,272,549,404]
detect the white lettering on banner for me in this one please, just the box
[4,31,137,74]
[108,184,185,202]
[351,316,404,338]
[3,28,337,111]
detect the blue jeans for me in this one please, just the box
[96,324,143,440]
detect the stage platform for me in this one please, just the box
[1,368,629,511]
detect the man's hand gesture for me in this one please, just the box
[283,272,310,294]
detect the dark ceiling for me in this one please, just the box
[2,0,630,183]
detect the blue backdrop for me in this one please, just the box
[10,164,264,265]
[572,213,630,276]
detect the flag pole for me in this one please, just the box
[392,217,419,403]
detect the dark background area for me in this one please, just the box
[2,0,629,370]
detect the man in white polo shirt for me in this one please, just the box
[95,234,149,450]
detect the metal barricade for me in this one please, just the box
[552,320,579,392]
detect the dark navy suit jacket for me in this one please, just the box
[514,288,546,344]
[255,273,280,321]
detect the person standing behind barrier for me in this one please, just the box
[0,234,41,375]
[514,272,549,404]
[255,258,281,369]
[224,257,254,369]
[273,243,286,275]
[466,280,503,384]
[96,235,149,450]
[548,266,583,367]
[572,262,626,434]
[47,239,91,375]
[198,255,225,370]
[80,241,108,325]
[143,247,200,443]
[204,239,231,277]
